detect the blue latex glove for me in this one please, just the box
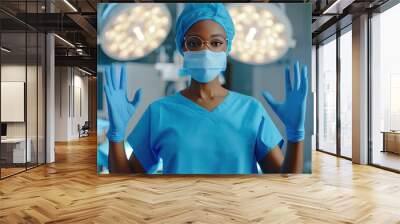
[262,61,308,142]
[104,63,142,142]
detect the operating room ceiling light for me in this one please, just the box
[100,4,171,61]
[227,4,296,65]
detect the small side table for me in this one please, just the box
[381,131,400,154]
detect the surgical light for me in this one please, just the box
[227,4,296,65]
[100,3,171,61]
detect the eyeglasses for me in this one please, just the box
[184,35,228,52]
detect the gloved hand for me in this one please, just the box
[104,63,142,142]
[262,61,308,142]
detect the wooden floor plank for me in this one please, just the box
[0,135,399,223]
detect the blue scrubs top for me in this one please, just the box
[127,91,284,174]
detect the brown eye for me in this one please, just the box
[185,36,202,50]
[210,41,223,47]
[187,41,198,48]
[210,38,226,50]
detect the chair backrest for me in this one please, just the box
[83,121,90,128]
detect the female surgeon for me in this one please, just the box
[104,3,308,174]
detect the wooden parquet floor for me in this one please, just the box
[0,135,399,224]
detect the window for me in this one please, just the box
[317,36,337,154]
[370,2,400,171]
[390,74,400,130]
[339,29,352,158]
[0,1,47,179]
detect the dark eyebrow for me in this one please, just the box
[210,34,226,38]
[184,33,226,39]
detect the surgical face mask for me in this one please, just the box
[180,50,227,83]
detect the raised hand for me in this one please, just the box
[262,61,308,142]
[104,63,142,142]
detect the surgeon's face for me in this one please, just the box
[183,20,227,52]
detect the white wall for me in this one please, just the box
[1,65,26,137]
[54,66,69,141]
[54,67,89,141]
[1,64,46,163]
[1,65,37,138]
[72,73,89,138]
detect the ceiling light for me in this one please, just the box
[1,47,11,53]
[78,67,93,76]
[99,3,172,61]
[54,34,75,48]
[322,0,352,15]
[63,0,78,12]
[227,4,296,65]
[76,49,85,55]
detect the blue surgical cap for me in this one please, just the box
[175,3,235,55]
